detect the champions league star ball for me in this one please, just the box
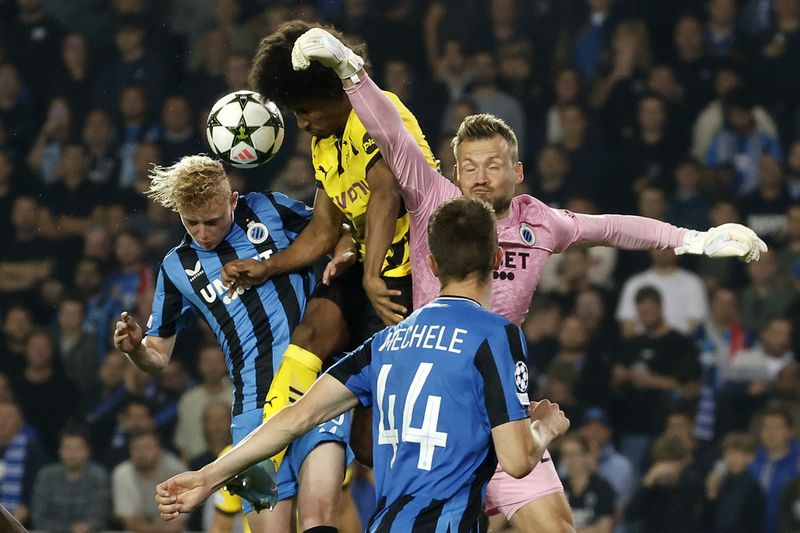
[206,90,284,169]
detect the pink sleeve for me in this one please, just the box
[545,208,689,253]
[345,74,443,213]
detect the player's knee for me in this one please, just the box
[290,321,317,349]
[299,501,338,531]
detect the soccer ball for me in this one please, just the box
[206,90,284,168]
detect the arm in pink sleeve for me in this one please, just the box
[547,208,689,253]
[345,74,437,212]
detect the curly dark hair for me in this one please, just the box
[249,20,368,109]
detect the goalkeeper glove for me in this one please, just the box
[291,28,364,83]
[674,223,768,262]
[223,459,279,513]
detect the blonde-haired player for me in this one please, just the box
[114,154,353,532]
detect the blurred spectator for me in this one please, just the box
[155,95,202,166]
[0,305,33,378]
[25,96,73,185]
[573,287,620,356]
[739,250,795,335]
[741,155,791,241]
[52,294,98,413]
[778,206,800,276]
[610,286,700,473]
[0,196,54,310]
[153,359,191,447]
[497,40,546,152]
[704,432,764,533]
[663,406,715,478]
[692,65,779,162]
[187,400,231,471]
[670,14,716,118]
[774,363,800,441]
[752,0,800,139]
[82,108,121,186]
[539,361,584,425]
[580,407,635,517]
[780,473,800,532]
[100,392,156,470]
[749,406,800,533]
[645,64,692,140]
[619,93,681,203]
[545,68,583,145]
[0,399,47,527]
[532,144,571,208]
[667,159,711,231]
[0,63,37,156]
[111,431,186,532]
[41,143,109,238]
[559,432,615,533]
[383,58,448,146]
[270,154,317,207]
[224,53,251,94]
[725,317,795,386]
[12,330,78,456]
[626,435,705,533]
[115,84,157,189]
[1,0,65,104]
[31,426,110,532]
[92,15,166,112]
[467,50,526,160]
[50,32,93,123]
[590,20,653,140]
[616,248,709,337]
[694,286,751,442]
[706,87,783,197]
[556,0,617,83]
[183,27,229,110]
[85,351,126,448]
[705,0,743,60]
[557,104,608,202]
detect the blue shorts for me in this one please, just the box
[230,409,353,511]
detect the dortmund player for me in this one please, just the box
[221,20,438,468]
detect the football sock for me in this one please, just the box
[303,527,338,533]
[262,344,323,469]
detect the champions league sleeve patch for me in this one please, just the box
[514,361,529,406]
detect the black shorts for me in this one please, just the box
[312,262,412,350]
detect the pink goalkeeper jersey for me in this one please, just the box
[345,75,689,326]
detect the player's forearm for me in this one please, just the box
[571,213,687,250]
[267,218,339,276]
[528,420,558,466]
[364,182,401,281]
[124,337,170,374]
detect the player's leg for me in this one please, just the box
[245,498,293,533]
[296,442,346,531]
[337,484,362,533]
[508,493,574,533]
[262,293,350,468]
[486,453,575,533]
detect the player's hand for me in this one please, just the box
[322,251,357,285]
[156,470,211,520]
[675,223,768,262]
[364,275,406,326]
[221,259,270,297]
[291,28,364,80]
[529,399,570,440]
[113,312,144,354]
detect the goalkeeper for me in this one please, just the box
[289,27,768,533]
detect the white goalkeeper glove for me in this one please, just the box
[674,223,768,263]
[291,28,364,83]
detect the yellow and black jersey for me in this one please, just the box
[312,91,438,278]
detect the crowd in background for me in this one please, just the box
[1,0,800,531]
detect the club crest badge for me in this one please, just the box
[247,221,269,245]
[519,223,535,247]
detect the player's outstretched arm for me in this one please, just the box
[492,400,569,479]
[113,312,176,374]
[155,375,360,520]
[291,28,443,213]
[548,207,767,263]
[222,190,345,295]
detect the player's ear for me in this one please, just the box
[230,191,239,210]
[514,161,524,185]
[493,247,502,270]
[427,255,440,278]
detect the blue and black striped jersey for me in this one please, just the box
[327,296,530,532]
[147,192,314,416]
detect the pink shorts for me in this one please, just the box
[484,449,565,520]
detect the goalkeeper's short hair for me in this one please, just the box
[250,20,369,109]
